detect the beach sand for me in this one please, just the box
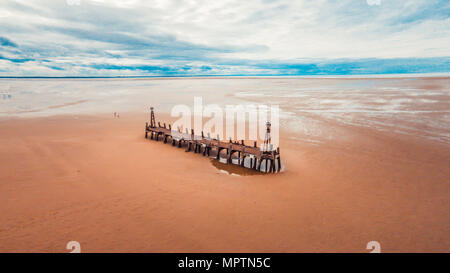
[0,110,448,252]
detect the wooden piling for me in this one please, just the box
[145,108,281,174]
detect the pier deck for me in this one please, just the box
[145,108,281,173]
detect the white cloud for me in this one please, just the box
[0,0,448,76]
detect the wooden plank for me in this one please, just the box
[145,112,280,172]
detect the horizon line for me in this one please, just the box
[1,72,449,79]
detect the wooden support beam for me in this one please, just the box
[186,142,191,152]
[145,109,282,174]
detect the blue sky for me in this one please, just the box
[0,0,449,76]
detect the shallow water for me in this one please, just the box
[1,77,448,143]
[210,158,265,176]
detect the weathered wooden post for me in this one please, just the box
[264,121,271,152]
[145,122,148,138]
[277,147,281,172]
[150,107,156,128]
[144,109,281,174]
[190,129,195,153]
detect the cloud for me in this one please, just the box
[0,36,18,48]
[251,57,450,75]
[0,0,448,76]
[0,54,33,63]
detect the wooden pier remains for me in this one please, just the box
[145,107,282,173]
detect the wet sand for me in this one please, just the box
[0,111,448,252]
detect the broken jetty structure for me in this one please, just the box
[145,107,281,173]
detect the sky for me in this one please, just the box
[0,0,449,76]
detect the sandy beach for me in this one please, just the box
[0,77,449,252]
